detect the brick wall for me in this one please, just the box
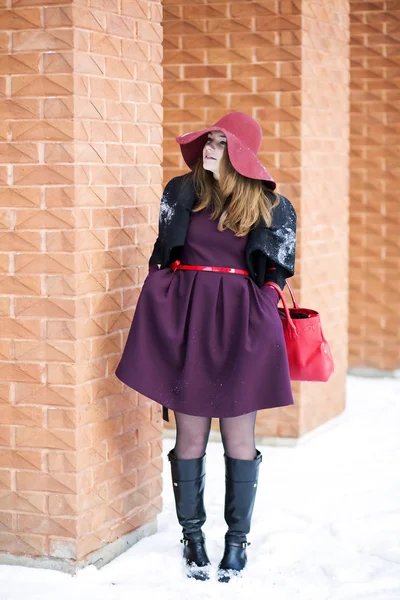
[1,0,163,568]
[1,0,76,559]
[349,1,400,370]
[299,0,350,432]
[162,0,350,438]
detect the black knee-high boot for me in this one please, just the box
[167,449,211,581]
[217,449,262,583]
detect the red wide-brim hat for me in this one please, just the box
[175,112,276,190]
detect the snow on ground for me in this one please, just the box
[1,375,399,600]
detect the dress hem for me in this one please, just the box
[115,371,295,420]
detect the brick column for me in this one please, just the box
[162,0,350,438]
[298,0,350,434]
[1,0,163,572]
[349,1,400,371]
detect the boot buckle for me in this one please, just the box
[180,538,190,546]
[242,541,251,548]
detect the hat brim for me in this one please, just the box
[175,126,276,190]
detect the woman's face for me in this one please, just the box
[202,130,227,180]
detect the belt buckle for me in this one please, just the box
[171,260,180,272]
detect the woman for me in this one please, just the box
[115,112,297,583]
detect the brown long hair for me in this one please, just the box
[191,146,281,237]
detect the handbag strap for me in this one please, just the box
[284,280,299,309]
[265,281,297,337]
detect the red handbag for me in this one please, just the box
[265,280,334,382]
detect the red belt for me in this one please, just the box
[170,260,276,285]
[171,259,248,276]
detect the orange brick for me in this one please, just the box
[0,470,12,490]
[5,8,41,30]
[12,74,73,97]
[0,406,43,427]
[137,422,162,445]
[16,471,76,494]
[137,20,162,43]
[90,32,121,56]
[121,0,148,19]
[0,533,46,556]
[107,430,138,459]
[16,427,75,451]
[43,6,73,27]
[136,458,162,486]
[1,54,40,74]
[17,514,76,538]
[0,490,46,513]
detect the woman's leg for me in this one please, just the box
[168,411,212,580]
[219,411,257,460]
[173,410,212,459]
[218,411,261,582]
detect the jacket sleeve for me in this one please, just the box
[260,194,297,290]
[266,195,297,287]
[254,251,291,291]
[148,236,162,272]
[147,177,178,272]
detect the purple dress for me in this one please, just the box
[115,204,294,418]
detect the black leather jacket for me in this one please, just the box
[148,173,296,290]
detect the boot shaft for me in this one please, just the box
[168,450,206,481]
[168,449,207,537]
[223,450,262,539]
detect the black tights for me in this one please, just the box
[173,410,257,460]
